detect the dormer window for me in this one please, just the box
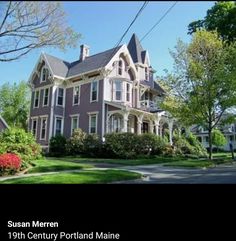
[41,67,49,83]
[118,60,123,76]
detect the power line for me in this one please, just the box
[80,1,149,99]
[140,1,178,42]
[101,1,149,68]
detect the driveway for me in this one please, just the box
[115,162,236,184]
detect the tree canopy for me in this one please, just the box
[0,81,30,130]
[0,1,81,61]
[212,129,227,148]
[188,1,236,43]
[161,30,236,159]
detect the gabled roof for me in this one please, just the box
[127,33,144,64]
[42,46,122,79]
[67,46,122,78]
[44,53,70,78]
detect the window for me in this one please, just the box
[34,90,40,108]
[89,114,97,134]
[57,88,64,106]
[40,117,47,140]
[109,114,122,133]
[71,116,79,135]
[205,136,209,143]
[43,88,49,106]
[126,83,131,102]
[145,67,149,80]
[31,118,38,138]
[197,137,202,143]
[118,60,123,75]
[55,117,63,136]
[41,67,49,82]
[73,86,80,105]
[91,81,98,102]
[114,80,122,101]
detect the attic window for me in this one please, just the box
[145,67,149,80]
[118,60,123,76]
[41,67,49,83]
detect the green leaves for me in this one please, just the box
[188,2,236,43]
[0,81,30,130]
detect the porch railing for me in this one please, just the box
[139,100,158,112]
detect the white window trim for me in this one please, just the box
[56,87,65,107]
[90,80,99,103]
[40,66,48,83]
[125,83,132,103]
[40,116,48,140]
[31,117,38,139]
[43,87,50,107]
[33,90,40,109]
[73,85,81,106]
[113,80,123,102]
[54,115,64,136]
[70,114,80,135]
[88,112,98,134]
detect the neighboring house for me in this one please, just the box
[0,116,8,132]
[28,34,174,150]
[191,122,236,151]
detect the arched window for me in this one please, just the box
[118,60,123,76]
[41,67,49,82]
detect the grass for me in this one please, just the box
[0,170,141,184]
[59,152,234,168]
[28,158,93,173]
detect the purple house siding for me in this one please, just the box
[29,84,53,146]
[63,79,104,138]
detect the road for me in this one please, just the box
[115,162,236,184]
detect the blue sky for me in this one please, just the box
[0,1,215,85]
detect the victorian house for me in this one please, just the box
[28,34,174,149]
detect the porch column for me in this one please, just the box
[149,120,154,134]
[154,119,160,136]
[137,114,143,135]
[122,112,129,133]
[168,119,174,145]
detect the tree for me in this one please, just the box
[161,30,236,160]
[0,81,30,130]
[188,1,236,43]
[212,129,227,151]
[0,1,80,62]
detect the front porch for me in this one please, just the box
[105,102,175,144]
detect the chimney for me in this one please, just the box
[80,44,90,61]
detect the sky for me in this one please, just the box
[0,1,215,85]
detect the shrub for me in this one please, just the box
[0,153,21,176]
[136,133,167,155]
[104,133,139,159]
[185,133,208,157]
[0,128,42,165]
[66,128,86,155]
[163,144,175,156]
[174,137,195,155]
[83,134,102,157]
[49,135,67,157]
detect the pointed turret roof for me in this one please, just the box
[127,33,144,63]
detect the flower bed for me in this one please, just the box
[0,153,21,176]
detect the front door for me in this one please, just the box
[142,122,149,133]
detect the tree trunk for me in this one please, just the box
[208,128,213,160]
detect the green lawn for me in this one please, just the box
[63,153,234,168]
[1,170,141,184]
[28,158,93,173]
